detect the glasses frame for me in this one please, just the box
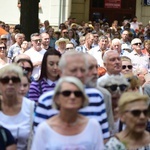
[125,109,149,117]
[0,76,21,84]
[122,65,133,70]
[58,90,83,97]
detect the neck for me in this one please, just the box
[41,45,49,50]
[85,43,91,50]
[123,128,145,141]
[58,109,79,126]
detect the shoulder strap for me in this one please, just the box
[0,126,7,146]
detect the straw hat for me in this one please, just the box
[55,38,69,46]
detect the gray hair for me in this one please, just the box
[103,49,118,63]
[58,50,88,72]
[98,75,130,87]
[111,38,121,45]
[99,35,108,41]
[52,76,89,110]
[30,33,40,40]
[15,33,23,39]
[0,63,23,79]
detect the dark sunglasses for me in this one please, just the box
[134,43,142,46]
[125,109,149,117]
[22,67,32,73]
[122,65,133,70]
[0,47,6,50]
[0,76,21,84]
[65,47,74,50]
[59,90,83,97]
[105,84,127,92]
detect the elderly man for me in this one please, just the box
[128,38,149,71]
[24,33,46,80]
[34,51,110,141]
[97,50,122,83]
[85,54,114,135]
[7,33,23,62]
[76,33,94,52]
[111,38,129,56]
[88,35,109,67]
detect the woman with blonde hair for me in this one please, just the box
[32,76,104,149]
[105,91,150,149]
[0,64,35,150]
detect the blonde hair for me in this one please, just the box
[0,63,23,79]
[118,91,149,113]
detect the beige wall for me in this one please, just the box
[71,0,90,24]
[136,0,150,26]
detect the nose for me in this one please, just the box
[76,70,85,83]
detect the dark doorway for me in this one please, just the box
[89,0,136,26]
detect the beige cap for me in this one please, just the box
[131,38,142,45]
[1,34,7,39]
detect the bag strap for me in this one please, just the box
[0,126,7,146]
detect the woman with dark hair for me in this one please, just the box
[28,48,61,103]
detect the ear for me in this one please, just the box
[119,113,126,123]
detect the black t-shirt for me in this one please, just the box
[0,126,16,150]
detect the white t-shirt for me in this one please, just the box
[24,48,46,80]
[32,118,104,150]
[0,97,35,150]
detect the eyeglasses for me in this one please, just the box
[134,43,142,46]
[59,90,83,97]
[32,39,41,43]
[0,76,21,84]
[122,65,133,70]
[0,47,6,50]
[1,39,7,41]
[22,67,32,73]
[125,109,149,117]
[105,84,127,92]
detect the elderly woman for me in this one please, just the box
[0,41,7,68]
[98,75,130,135]
[28,49,61,103]
[0,64,35,150]
[105,92,150,149]
[121,56,133,75]
[31,76,104,149]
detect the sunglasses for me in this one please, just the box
[32,39,41,43]
[65,47,74,50]
[134,43,142,46]
[122,65,133,70]
[63,32,68,34]
[0,47,6,50]
[59,90,83,97]
[22,67,32,73]
[0,76,21,84]
[125,109,149,117]
[105,84,127,92]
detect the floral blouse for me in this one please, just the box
[105,137,150,150]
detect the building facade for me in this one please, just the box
[0,0,149,26]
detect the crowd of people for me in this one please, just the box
[0,16,150,149]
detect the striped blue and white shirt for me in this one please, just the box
[34,87,110,139]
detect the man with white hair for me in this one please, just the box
[7,33,23,62]
[111,38,129,56]
[128,38,149,71]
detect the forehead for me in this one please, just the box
[124,100,147,110]
[66,56,86,67]
[122,31,128,35]
[108,51,119,58]
[61,82,78,90]
[0,43,5,47]
[32,35,40,40]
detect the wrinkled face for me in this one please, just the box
[132,40,142,52]
[86,56,98,87]
[112,42,121,54]
[121,60,133,74]
[99,38,108,50]
[21,41,28,50]
[41,34,50,46]
[16,35,23,45]
[121,100,148,133]
[19,76,29,96]
[55,82,83,110]
[47,55,60,81]
[31,35,42,51]
[87,35,94,46]
[0,72,21,97]
[61,55,87,84]
[104,51,122,74]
